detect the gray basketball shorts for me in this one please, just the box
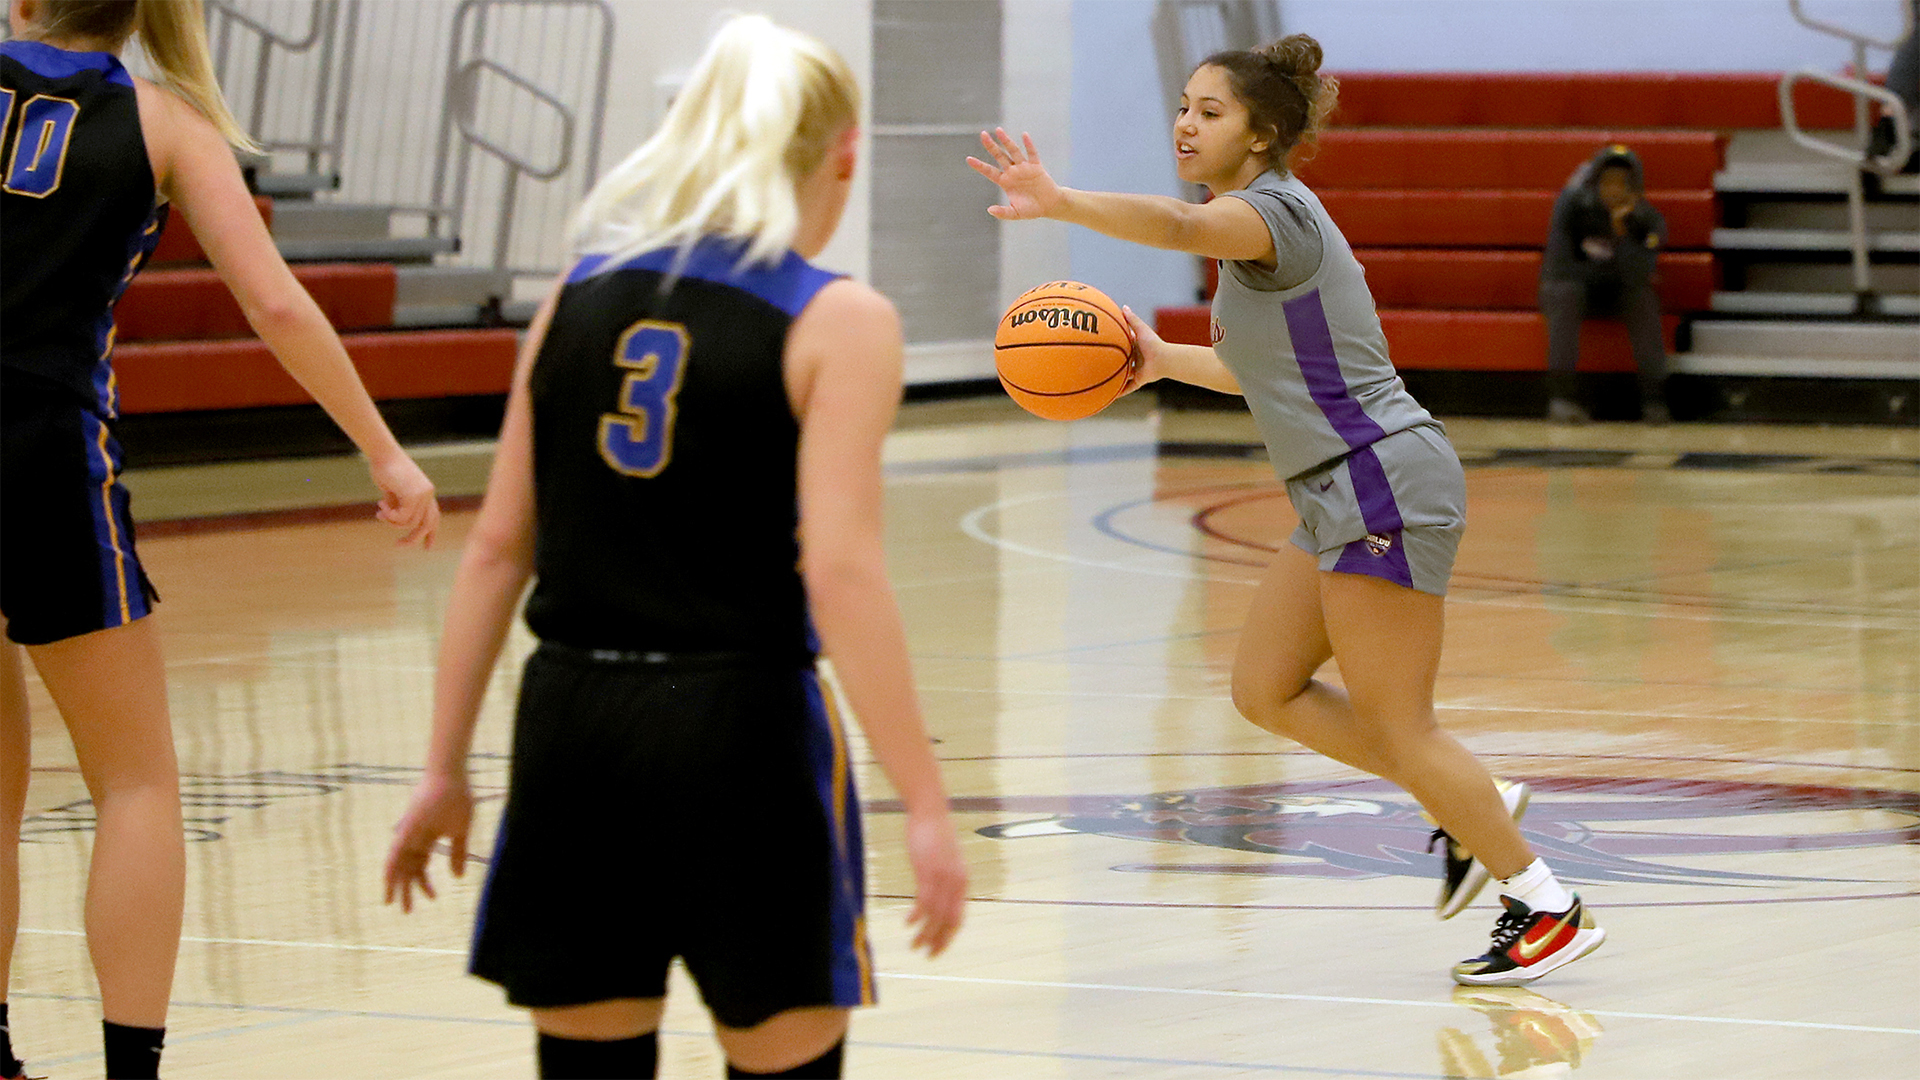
[1284,423,1466,596]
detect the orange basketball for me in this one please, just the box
[994,281,1135,421]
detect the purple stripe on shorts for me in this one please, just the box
[1283,290,1385,450]
[1330,445,1413,588]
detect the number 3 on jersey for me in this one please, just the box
[597,320,688,478]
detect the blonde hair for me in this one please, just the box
[137,0,257,151]
[571,14,859,271]
[31,0,256,150]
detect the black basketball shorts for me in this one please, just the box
[469,642,875,1029]
[1,373,158,646]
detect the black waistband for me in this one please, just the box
[535,640,812,670]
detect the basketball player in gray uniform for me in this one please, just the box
[972,34,1605,986]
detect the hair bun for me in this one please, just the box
[1257,33,1324,80]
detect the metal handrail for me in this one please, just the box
[432,0,613,276]
[208,0,351,174]
[1780,68,1913,172]
[1780,0,1915,314]
[449,59,576,270]
[1787,0,1912,51]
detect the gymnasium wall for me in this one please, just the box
[595,0,874,281]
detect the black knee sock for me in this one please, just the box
[536,1030,657,1079]
[102,1021,164,1080]
[726,1038,844,1079]
[1,1002,21,1076]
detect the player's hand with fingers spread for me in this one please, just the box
[968,128,1064,221]
[1119,305,1167,396]
[368,450,440,549]
[383,769,474,914]
[903,807,967,957]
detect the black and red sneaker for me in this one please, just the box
[1452,894,1606,987]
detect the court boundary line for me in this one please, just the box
[4,991,1449,1077]
[19,929,1918,1037]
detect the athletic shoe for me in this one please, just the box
[1452,895,1606,987]
[1452,986,1605,1077]
[1432,779,1531,920]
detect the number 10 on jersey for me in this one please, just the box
[597,320,688,478]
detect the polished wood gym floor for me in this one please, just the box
[12,397,1919,1078]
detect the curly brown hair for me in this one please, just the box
[1198,33,1340,175]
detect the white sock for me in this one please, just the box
[1500,859,1573,914]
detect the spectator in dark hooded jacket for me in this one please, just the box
[1539,144,1669,424]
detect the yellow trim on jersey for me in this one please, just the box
[93,420,131,623]
[596,319,689,479]
[853,914,876,1006]
[816,670,876,1003]
[3,94,80,199]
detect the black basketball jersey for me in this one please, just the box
[1,40,167,414]
[522,239,842,657]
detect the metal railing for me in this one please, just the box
[433,0,612,278]
[202,0,611,282]
[1781,0,1916,314]
[208,0,355,178]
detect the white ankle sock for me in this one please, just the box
[1500,859,1573,913]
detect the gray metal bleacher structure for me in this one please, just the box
[206,0,611,327]
[1689,0,1919,397]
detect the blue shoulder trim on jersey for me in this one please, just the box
[1,40,133,87]
[568,238,842,317]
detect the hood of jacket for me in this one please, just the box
[1563,143,1647,196]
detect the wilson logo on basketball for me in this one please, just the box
[1008,306,1102,334]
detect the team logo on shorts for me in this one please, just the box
[976,777,1920,889]
[1364,532,1394,555]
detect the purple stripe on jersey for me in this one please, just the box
[1283,289,1385,450]
[1330,444,1413,588]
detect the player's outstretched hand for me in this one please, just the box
[383,770,474,914]
[369,451,440,549]
[968,128,1064,221]
[904,808,967,957]
[1118,306,1165,396]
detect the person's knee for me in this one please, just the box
[717,1007,847,1077]
[1229,668,1311,733]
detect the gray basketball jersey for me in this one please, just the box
[1213,171,1435,480]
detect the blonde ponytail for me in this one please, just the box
[571,14,858,271]
[135,0,258,151]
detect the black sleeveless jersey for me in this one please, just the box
[522,239,841,657]
[1,40,167,414]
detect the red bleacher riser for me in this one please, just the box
[1152,305,1677,374]
[1328,72,1861,130]
[1353,250,1715,311]
[1296,130,1724,190]
[113,328,519,414]
[1377,309,1679,372]
[147,195,275,266]
[115,263,397,343]
[1319,189,1716,248]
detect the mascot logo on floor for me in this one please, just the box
[978,777,1920,887]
